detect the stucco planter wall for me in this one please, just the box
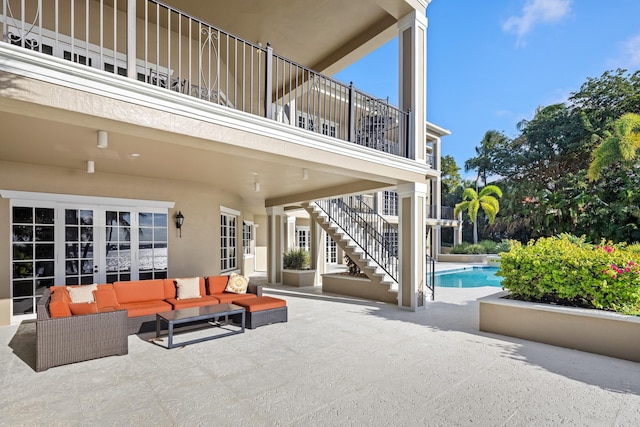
[283,269,317,287]
[479,291,640,363]
[321,274,397,303]
[438,254,487,263]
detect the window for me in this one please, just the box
[322,123,336,137]
[383,190,398,216]
[326,234,337,264]
[243,221,253,256]
[221,212,237,271]
[384,230,398,257]
[138,212,168,280]
[297,227,310,251]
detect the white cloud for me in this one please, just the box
[503,0,572,42]
[610,33,640,69]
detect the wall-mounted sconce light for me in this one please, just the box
[87,160,95,174]
[97,130,108,149]
[175,210,185,238]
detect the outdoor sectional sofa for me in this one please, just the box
[35,275,287,371]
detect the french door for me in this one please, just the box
[10,201,168,320]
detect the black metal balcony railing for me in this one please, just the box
[1,0,411,158]
[426,205,457,220]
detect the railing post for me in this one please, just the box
[406,108,413,159]
[264,42,273,120]
[348,82,355,143]
[126,0,136,80]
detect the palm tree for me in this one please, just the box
[454,185,503,244]
[588,113,640,181]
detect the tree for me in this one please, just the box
[588,113,640,181]
[440,155,462,203]
[454,185,503,244]
[464,131,507,190]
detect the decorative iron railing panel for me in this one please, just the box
[1,0,411,158]
[426,205,456,220]
[315,196,398,282]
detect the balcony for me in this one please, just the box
[1,0,411,158]
[426,205,457,220]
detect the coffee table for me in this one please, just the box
[155,304,245,349]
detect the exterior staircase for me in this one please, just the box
[304,197,399,297]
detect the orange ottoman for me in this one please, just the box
[232,296,287,329]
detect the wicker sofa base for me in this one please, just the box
[36,299,128,372]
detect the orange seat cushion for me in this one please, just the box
[118,301,172,318]
[206,276,229,294]
[50,286,71,303]
[232,296,286,313]
[212,292,257,304]
[165,295,220,310]
[113,279,165,304]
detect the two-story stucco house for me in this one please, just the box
[0,0,447,326]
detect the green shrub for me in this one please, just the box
[498,235,640,315]
[494,239,512,253]
[283,248,310,270]
[451,240,503,254]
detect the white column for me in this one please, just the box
[398,11,428,161]
[266,206,284,284]
[126,0,137,80]
[285,215,296,251]
[397,182,427,311]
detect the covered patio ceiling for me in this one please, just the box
[0,110,397,212]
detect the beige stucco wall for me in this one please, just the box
[0,159,261,325]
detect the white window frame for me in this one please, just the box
[243,220,254,257]
[220,206,240,272]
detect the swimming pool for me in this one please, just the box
[434,267,503,288]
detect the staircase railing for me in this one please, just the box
[426,254,435,301]
[315,196,398,282]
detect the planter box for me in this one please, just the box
[283,269,316,287]
[438,254,487,263]
[479,291,640,363]
[321,274,397,303]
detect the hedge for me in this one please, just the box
[497,235,640,315]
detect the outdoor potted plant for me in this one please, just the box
[282,248,316,287]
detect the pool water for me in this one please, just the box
[435,267,503,288]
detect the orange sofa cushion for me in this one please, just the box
[206,276,229,295]
[68,302,98,315]
[163,277,206,300]
[118,301,172,318]
[232,296,286,313]
[93,288,119,311]
[113,279,165,304]
[165,295,220,310]
[212,292,257,304]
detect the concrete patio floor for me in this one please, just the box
[1,268,639,426]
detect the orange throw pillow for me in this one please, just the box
[93,289,119,310]
[68,302,98,315]
[49,300,72,318]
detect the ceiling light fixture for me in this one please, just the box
[254,181,261,192]
[303,168,309,180]
[87,160,95,174]
[97,130,108,149]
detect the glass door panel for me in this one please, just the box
[105,210,132,283]
[11,207,55,315]
[64,209,95,285]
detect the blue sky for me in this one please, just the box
[334,0,640,176]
